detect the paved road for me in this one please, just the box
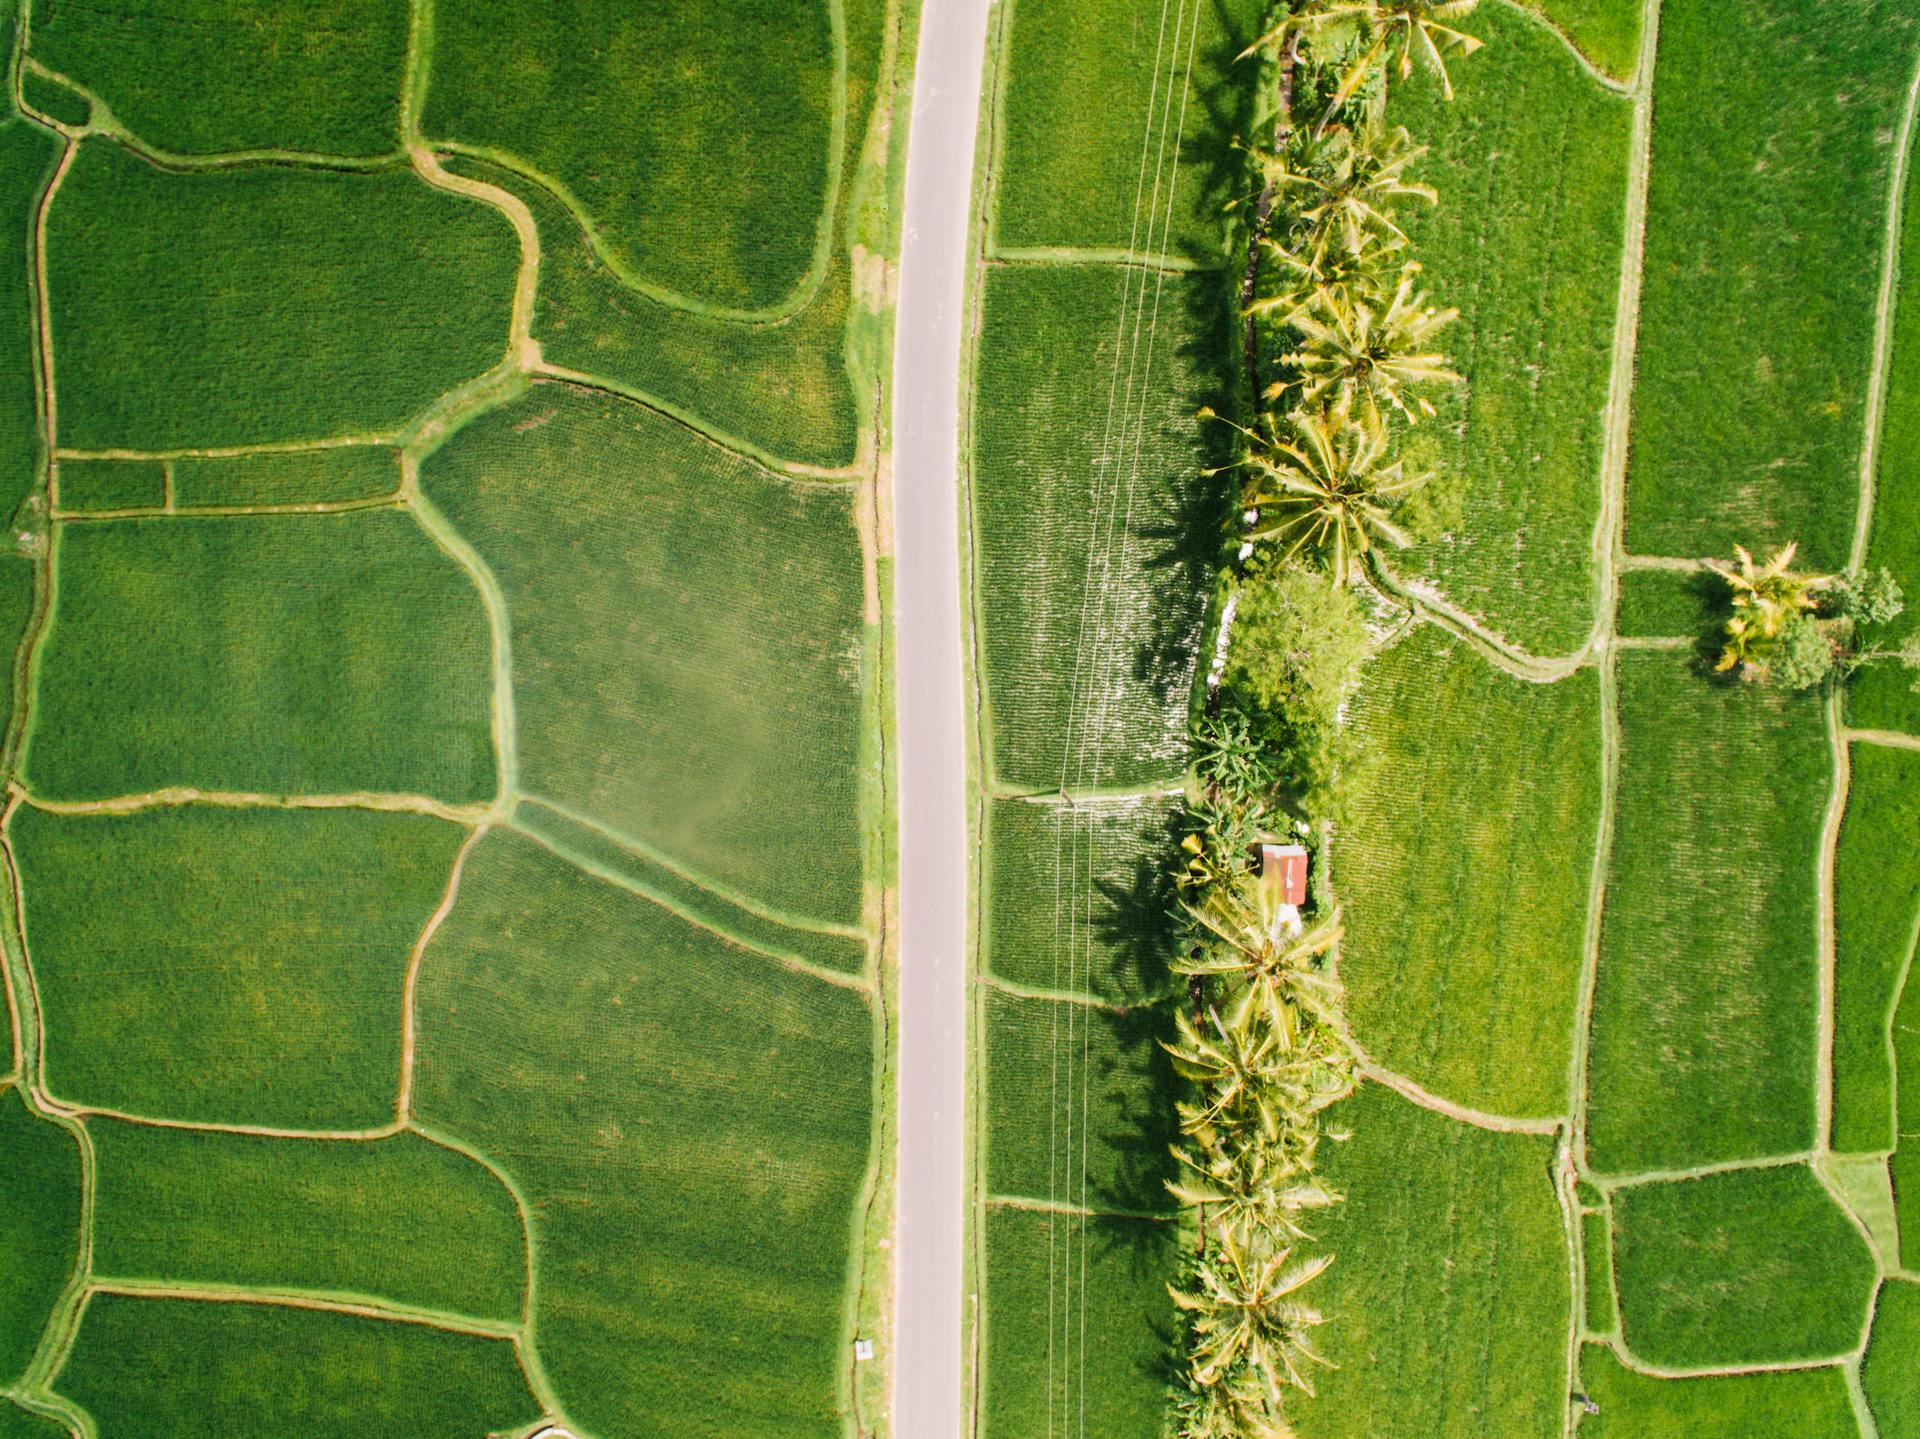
[892,0,990,1435]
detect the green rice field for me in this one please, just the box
[1578,1344,1859,1437]
[1865,1280,1920,1438]
[0,0,901,1426]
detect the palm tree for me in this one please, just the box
[1171,1227,1337,1393]
[1164,986,1289,1139]
[1707,542,1824,675]
[1177,885,1347,1027]
[1240,0,1484,105]
[1279,263,1459,422]
[1170,1134,1341,1247]
[1295,126,1436,257]
[1233,402,1426,581]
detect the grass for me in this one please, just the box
[1851,144,1920,738]
[89,1123,524,1321]
[981,1206,1179,1439]
[1293,1083,1570,1439]
[1583,1208,1615,1334]
[412,829,874,1439]
[25,513,496,804]
[1577,1343,1858,1436]
[421,0,839,313]
[1337,625,1601,1117]
[1387,3,1632,655]
[971,263,1233,791]
[983,989,1181,1214]
[28,0,407,156]
[48,143,518,450]
[1624,0,1919,569]
[423,383,868,925]
[991,0,1258,262]
[53,458,162,512]
[1614,567,1725,640]
[1864,1279,1920,1439]
[52,1293,542,1436]
[1897,969,1920,1252]
[0,1086,80,1386]
[170,446,399,508]
[1832,743,1920,1152]
[1585,652,1829,1174]
[983,792,1182,1006]
[1528,0,1644,80]
[0,121,58,527]
[1611,1164,1877,1368]
[14,804,467,1129]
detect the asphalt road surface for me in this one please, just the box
[891,0,991,1434]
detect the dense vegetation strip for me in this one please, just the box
[1162,4,1489,1432]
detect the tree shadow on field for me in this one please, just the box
[1181,0,1267,223]
[1089,804,1188,1002]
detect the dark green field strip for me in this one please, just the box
[1897,973,1920,1251]
[52,1293,542,1438]
[991,0,1258,260]
[1832,743,1920,1153]
[48,144,518,451]
[1530,0,1644,80]
[511,801,869,976]
[0,1086,81,1387]
[1866,1280,1920,1439]
[425,0,849,314]
[972,262,1231,791]
[89,1124,524,1323]
[1851,143,1920,738]
[1577,1343,1859,1437]
[29,0,408,157]
[425,383,868,925]
[1582,1208,1615,1334]
[981,1206,1180,1439]
[0,1401,64,1439]
[1614,566,1724,640]
[1389,4,1631,656]
[19,70,90,132]
[1294,1084,1570,1439]
[0,557,30,747]
[1586,652,1828,1174]
[1624,0,1917,568]
[25,513,496,804]
[1340,627,1601,1118]
[0,120,59,527]
[983,988,1181,1216]
[413,830,873,1439]
[984,792,1182,1006]
[14,804,467,1130]
[169,446,400,508]
[1612,1164,1876,1368]
[52,459,162,513]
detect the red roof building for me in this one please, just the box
[1258,842,1309,909]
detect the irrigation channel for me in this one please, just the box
[892,0,992,1435]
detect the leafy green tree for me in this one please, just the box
[1832,567,1904,627]
[1771,613,1837,692]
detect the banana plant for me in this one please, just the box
[1707,542,1825,675]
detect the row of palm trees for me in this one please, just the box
[1167,4,1485,1435]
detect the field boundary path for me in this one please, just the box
[891,1,992,1437]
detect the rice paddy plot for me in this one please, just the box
[991,0,1259,261]
[1624,0,1917,568]
[19,71,89,131]
[0,120,59,527]
[0,1402,64,1439]
[983,989,1181,1214]
[1865,1280,1920,1439]
[984,792,1183,1006]
[25,513,496,804]
[1582,1208,1615,1334]
[1614,567,1724,641]
[170,446,399,509]
[13,804,468,1130]
[27,0,407,156]
[423,383,867,925]
[412,829,874,1439]
[1585,652,1828,1174]
[1611,1164,1876,1368]
[1896,976,1920,1250]
[47,144,518,451]
[1294,1083,1570,1439]
[1527,0,1643,80]
[0,557,31,744]
[1831,743,1920,1153]
[1850,146,1920,738]
[971,263,1233,791]
[1386,3,1631,656]
[1338,626,1600,1117]
[422,0,843,313]
[52,1293,542,1438]
[980,1206,1180,1439]
[89,1124,524,1322]
[1576,1343,1858,1437]
[0,1086,81,1386]
[52,458,162,512]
